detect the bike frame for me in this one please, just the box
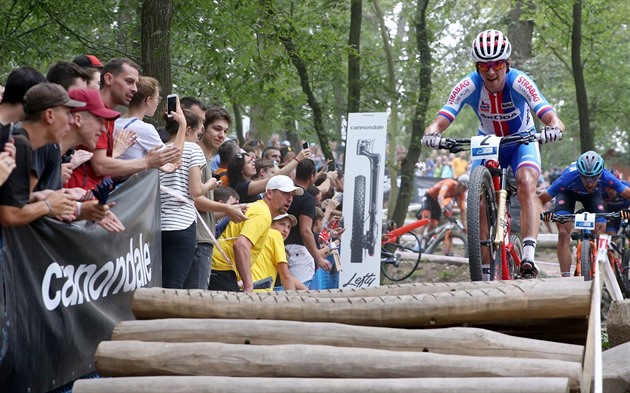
[382,218,429,246]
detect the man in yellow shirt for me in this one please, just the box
[208,175,302,292]
[450,151,469,178]
[251,213,308,292]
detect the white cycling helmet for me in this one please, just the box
[470,29,512,62]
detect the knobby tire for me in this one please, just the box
[381,231,422,282]
[467,166,497,281]
[580,240,592,281]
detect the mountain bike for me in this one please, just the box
[438,132,543,281]
[421,211,468,258]
[541,211,621,280]
[380,213,468,282]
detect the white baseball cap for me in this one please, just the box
[273,213,297,227]
[265,175,304,196]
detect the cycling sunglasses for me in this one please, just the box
[579,174,601,184]
[476,60,507,72]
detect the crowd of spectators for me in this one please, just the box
[0,55,345,293]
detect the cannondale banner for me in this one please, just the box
[0,170,162,392]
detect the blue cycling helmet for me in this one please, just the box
[576,150,604,177]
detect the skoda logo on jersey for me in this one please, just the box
[480,112,519,121]
[472,146,498,156]
[480,101,490,112]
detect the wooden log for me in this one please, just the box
[73,376,571,393]
[132,280,592,328]
[112,318,583,363]
[94,341,582,390]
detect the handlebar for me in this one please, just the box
[438,133,541,154]
[540,211,623,224]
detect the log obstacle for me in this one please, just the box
[132,279,592,328]
[112,318,583,362]
[92,341,581,390]
[73,376,571,393]
[75,279,593,392]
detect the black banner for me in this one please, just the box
[0,170,162,392]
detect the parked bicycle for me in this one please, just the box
[541,211,621,281]
[438,132,543,281]
[380,213,468,282]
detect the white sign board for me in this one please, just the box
[339,112,388,288]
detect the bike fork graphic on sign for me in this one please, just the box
[351,139,381,263]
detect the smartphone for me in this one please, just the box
[328,160,336,171]
[167,94,178,118]
[302,141,309,150]
[0,123,14,151]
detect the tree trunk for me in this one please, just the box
[74,376,573,393]
[132,279,591,328]
[92,341,581,390]
[571,0,592,152]
[232,103,244,145]
[261,1,332,160]
[371,0,399,215]
[347,0,362,114]
[112,318,583,362]
[141,0,173,123]
[507,0,534,68]
[390,0,431,227]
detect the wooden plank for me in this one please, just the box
[94,341,582,390]
[112,318,583,363]
[73,376,571,393]
[132,280,592,328]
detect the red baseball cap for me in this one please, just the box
[72,54,104,70]
[68,89,120,120]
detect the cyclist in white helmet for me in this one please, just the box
[422,29,565,278]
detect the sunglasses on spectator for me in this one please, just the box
[235,153,250,159]
[476,60,507,72]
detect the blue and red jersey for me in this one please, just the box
[438,68,554,136]
[547,166,627,197]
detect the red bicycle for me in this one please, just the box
[438,133,544,281]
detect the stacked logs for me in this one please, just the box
[74,278,593,393]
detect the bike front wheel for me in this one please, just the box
[467,166,498,281]
[381,232,422,282]
[579,240,593,281]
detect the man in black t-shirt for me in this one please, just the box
[0,83,81,226]
[285,159,332,287]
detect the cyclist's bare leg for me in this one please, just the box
[516,167,540,248]
[557,221,573,276]
[421,210,438,235]
[444,229,453,255]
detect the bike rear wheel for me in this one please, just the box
[507,235,522,280]
[467,166,498,281]
[351,175,366,263]
[424,230,468,258]
[381,232,422,282]
[580,240,592,281]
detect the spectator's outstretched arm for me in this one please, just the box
[277,262,296,291]
[91,146,180,179]
[0,191,74,227]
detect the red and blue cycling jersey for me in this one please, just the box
[439,68,554,136]
[547,166,628,197]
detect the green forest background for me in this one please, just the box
[0,0,627,222]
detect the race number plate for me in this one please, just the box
[574,212,596,231]
[470,135,501,162]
